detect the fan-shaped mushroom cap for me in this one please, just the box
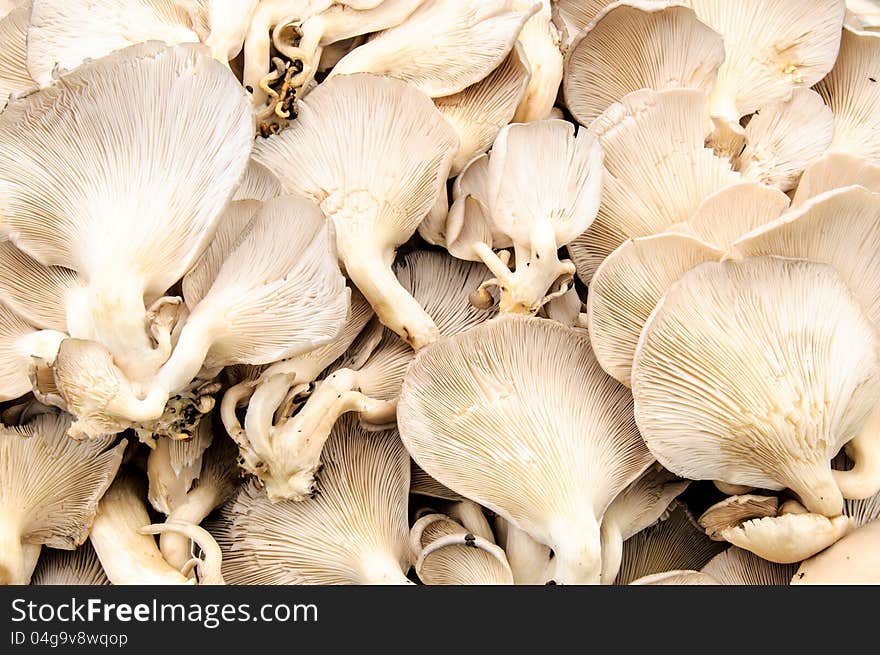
[720,511,853,563]
[614,503,725,585]
[435,42,531,176]
[792,517,880,584]
[494,515,554,584]
[568,88,740,284]
[0,301,65,402]
[30,543,110,586]
[553,0,674,46]
[410,513,514,585]
[328,0,538,97]
[26,1,203,85]
[240,250,494,501]
[462,119,604,314]
[735,186,880,327]
[687,182,790,251]
[701,546,798,585]
[599,464,690,583]
[0,5,33,110]
[792,153,880,207]
[0,42,253,386]
[587,233,723,387]
[698,494,780,541]
[737,88,835,191]
[411,463,464,502]
[816,26,880,164]
[254,73,458,350]
[232,160,281,202]
[632,257,880,517]
[511,0,563,123]
[0,414,125,584]
[563,1,724,127]
[687,0,845,140]
[216,417,412,585]
[629,570,719,585]
[398,316,653,584]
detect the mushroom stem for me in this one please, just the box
[0,512,27,585]
[359,551,412,585]
[219,380,256,448]
[242,372,296,465]
[335,234,440,350]
[153,308,218,395]
[142,521,225,585]
[160,485,227,571]
[786,463,845,517]
[833,404,880,499]
[261,367,397,501]
[598,521,624,585]
[548,515,603,585]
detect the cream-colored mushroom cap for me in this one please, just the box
[398,315,653,584]
[411,463,464,502]
[720,510,853,563]
[587,233,723,387]
[232,161,281,202]
[815,26,880,164]
[698,494,780,541]
[26,1,203,85]
[792,518,880,584]
[553,0,670,47]
[0,6,33,110]
[0,300,65,402]
[410,514,514,585]
[629,570,719,585]
[687,0,845,137]
[792,153,880,207]
[563,1,724,126]
[253,73,458,350]
[632,257,880,517]
[568,88,740,284]
[30,543,110,586]
[328,0,538,97]
[614,503,725,585]
[701,546,798,585]
[0,414,125,584]
[216,417,412,585]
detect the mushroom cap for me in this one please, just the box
[738,88,835,192]
[216,415,411,585]
[410,513,514,585]
[435,42,531,176]
[563,1,725,126]
[721,512,853,563]
[568,87,740,284]
[232,160,281,202]
[0,414,125,549]
[792,517,880,584]
[734,185,880,326]
[632,257,880,516]
[0,42,254,298]
[701,546,798,585]
[30,542,110,586]
[410,462,465,502]
[27,0,201,86]
[183,195,350,368]
[815,26,880,164]
[254,72,458,249]
[0,300,44,401]
[792,153,880,207]
[328,0,538,97]
[698,494,780,541]
[0,5,33,109]
[688,0,846,121]
[398,315,653,583]
[603,465,690,542]
[629,570,719,585]
[587,232,723,386]
[615,503,725,585]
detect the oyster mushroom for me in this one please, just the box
[792,517,880,584]
[0,5,33,110]
[30,542,110,586]
[792,153,880,206]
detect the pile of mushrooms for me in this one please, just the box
[0,0,878,586]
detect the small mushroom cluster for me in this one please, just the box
[0,0,878,586]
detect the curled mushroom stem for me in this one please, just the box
[219,380,257,448]
[415,532,514,582]
[243,372,297,466]
[335,231,440,350]
[140,521,225,585]
[833,405,880,499]
[359,551,413,585]
[159,486,227,572]
[262,367,397,501]
[547,515,602,585]
[472,220,574,315]
[0,512,27,585]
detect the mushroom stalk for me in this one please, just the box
[255,367,397,501]
[160,486,226,571]
[548,515,602,585]
[0,512,27,585]
[598,520,624,586]
[786,462,845,517]
[359,551,413,585]
[335,231,439,350]
[142,522,225,585]
[833,404,880,499]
